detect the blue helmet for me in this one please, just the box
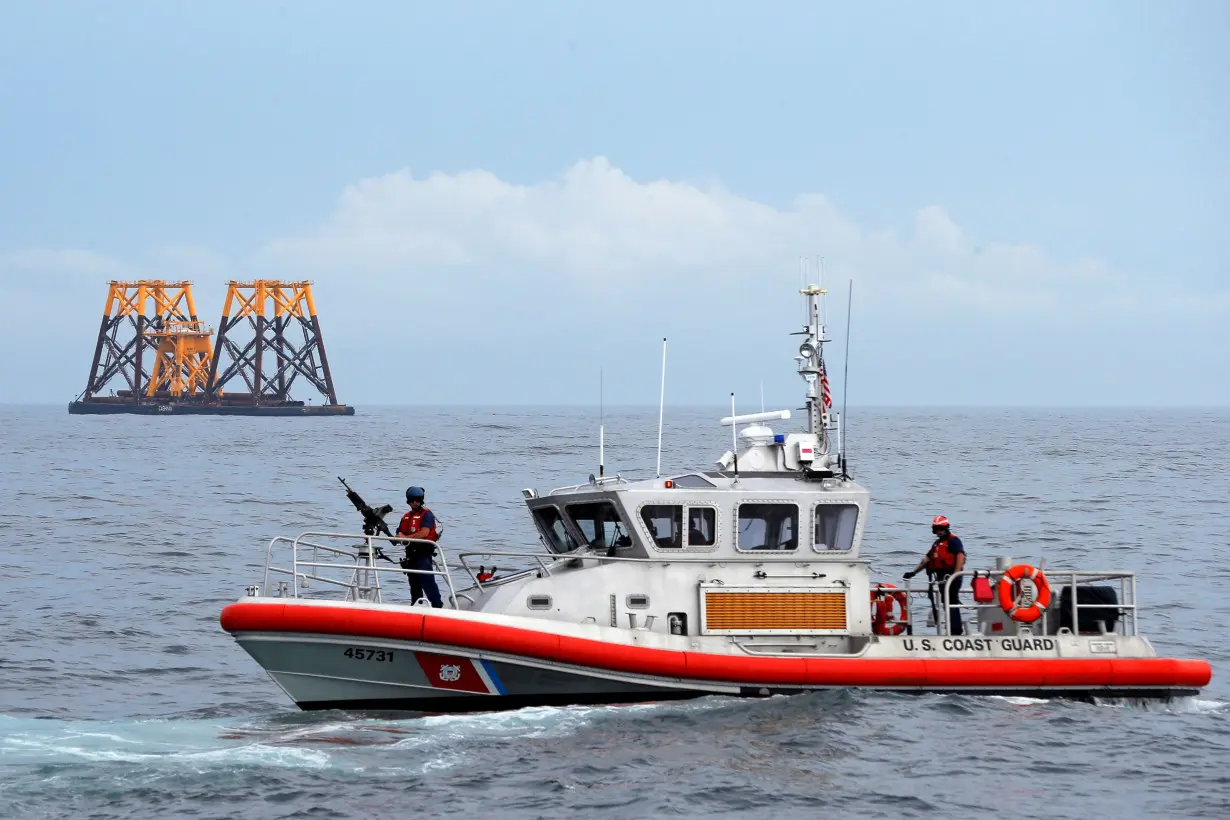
[406,486,426,502]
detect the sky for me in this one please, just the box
[0,0,1226,406]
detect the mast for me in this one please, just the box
[796,284,832,454]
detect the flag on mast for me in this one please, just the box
[819,356,833,409]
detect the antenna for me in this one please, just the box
[760,381,765,413]
[730,392,739,479]
[656,337,667,478]
[599,368,605,478]
[841,280,853,479]
[800,257,807,323]
[820,256,829,327]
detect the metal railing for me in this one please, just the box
[257,531,850,603]
[256,533,1137,643]
[451,547,822,594]
[885,568,1138,638]
[548,475,629,495]
[259,531,468,607]
[258,533,691,605]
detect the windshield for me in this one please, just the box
[566,501,631,551]
[532,506,580,554]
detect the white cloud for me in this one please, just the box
[1,159,1226,404]
[256,157,815,274]
[4,159,1226,322]
[250,157,1223,317]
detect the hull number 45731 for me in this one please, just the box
[343,647,393,662]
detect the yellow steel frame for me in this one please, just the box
[91,280,215,398]
[103,280,199,320]
[218,280,317,319]
[145,321,214,397]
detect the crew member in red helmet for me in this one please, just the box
[904,515,967,635]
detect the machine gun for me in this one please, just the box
[338,477,396,562]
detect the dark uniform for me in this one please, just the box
[905,515,966,635]
[397,486,443,608]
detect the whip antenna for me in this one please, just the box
[656,338,667,478]
[730,392,739,479]
[841,280,853,479]
[599,368,605,478]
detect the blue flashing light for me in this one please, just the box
[774,434,785,443]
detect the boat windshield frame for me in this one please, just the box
[529,503,582,554]
[526,493,640,555]
[562,498,636,554]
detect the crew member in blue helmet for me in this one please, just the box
[396,486,443,608]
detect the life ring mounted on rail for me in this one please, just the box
[997,564,1052,623]
[871,583,909,636]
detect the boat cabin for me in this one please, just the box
[522,470,868,562]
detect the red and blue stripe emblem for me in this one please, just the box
[414,651,507,695]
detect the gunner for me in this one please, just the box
[904,515,966,635]
[396,486,443,608]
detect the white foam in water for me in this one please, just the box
[418,700,655,736]
[1156,697,1227,715]
[2,706,644,780]
[0,715,331,771]
[988,695,1051,706]
[413,703,602,745]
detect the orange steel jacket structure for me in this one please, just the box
[70,280,351,416]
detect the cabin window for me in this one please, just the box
[687,507,717,547]
[641,505,682,548]
[527,595,553,610]
[736,503,799,551]
[532,506,579,554]
[567,501,631,551]
[814,504,859,551]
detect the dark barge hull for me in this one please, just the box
[68,401,355,416]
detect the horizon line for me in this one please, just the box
[4,402,1229,410]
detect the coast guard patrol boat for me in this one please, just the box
[221,285,1211,711]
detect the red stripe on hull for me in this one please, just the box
[414,652,490,694]
[220,602,1212,690]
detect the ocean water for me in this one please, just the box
[1,405,1228,819]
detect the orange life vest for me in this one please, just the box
[926,534,958,573]
[398,508,440,542]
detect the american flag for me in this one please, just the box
[819,356,833,409]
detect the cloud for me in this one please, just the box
[5,158,1227,324]
[256,157,810,274]
[250,157,1225,317]
[1,158,1227,405]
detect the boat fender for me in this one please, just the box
[971,572,995,604]
[871,583,909,636]
[997,564,1052,623]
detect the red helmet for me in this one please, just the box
[931,515,950,528]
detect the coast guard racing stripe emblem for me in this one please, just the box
[414,651,504,694]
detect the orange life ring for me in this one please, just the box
[871,583,909,636]
[997,564,1051,623]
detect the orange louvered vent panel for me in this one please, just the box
[703,591,847,632]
